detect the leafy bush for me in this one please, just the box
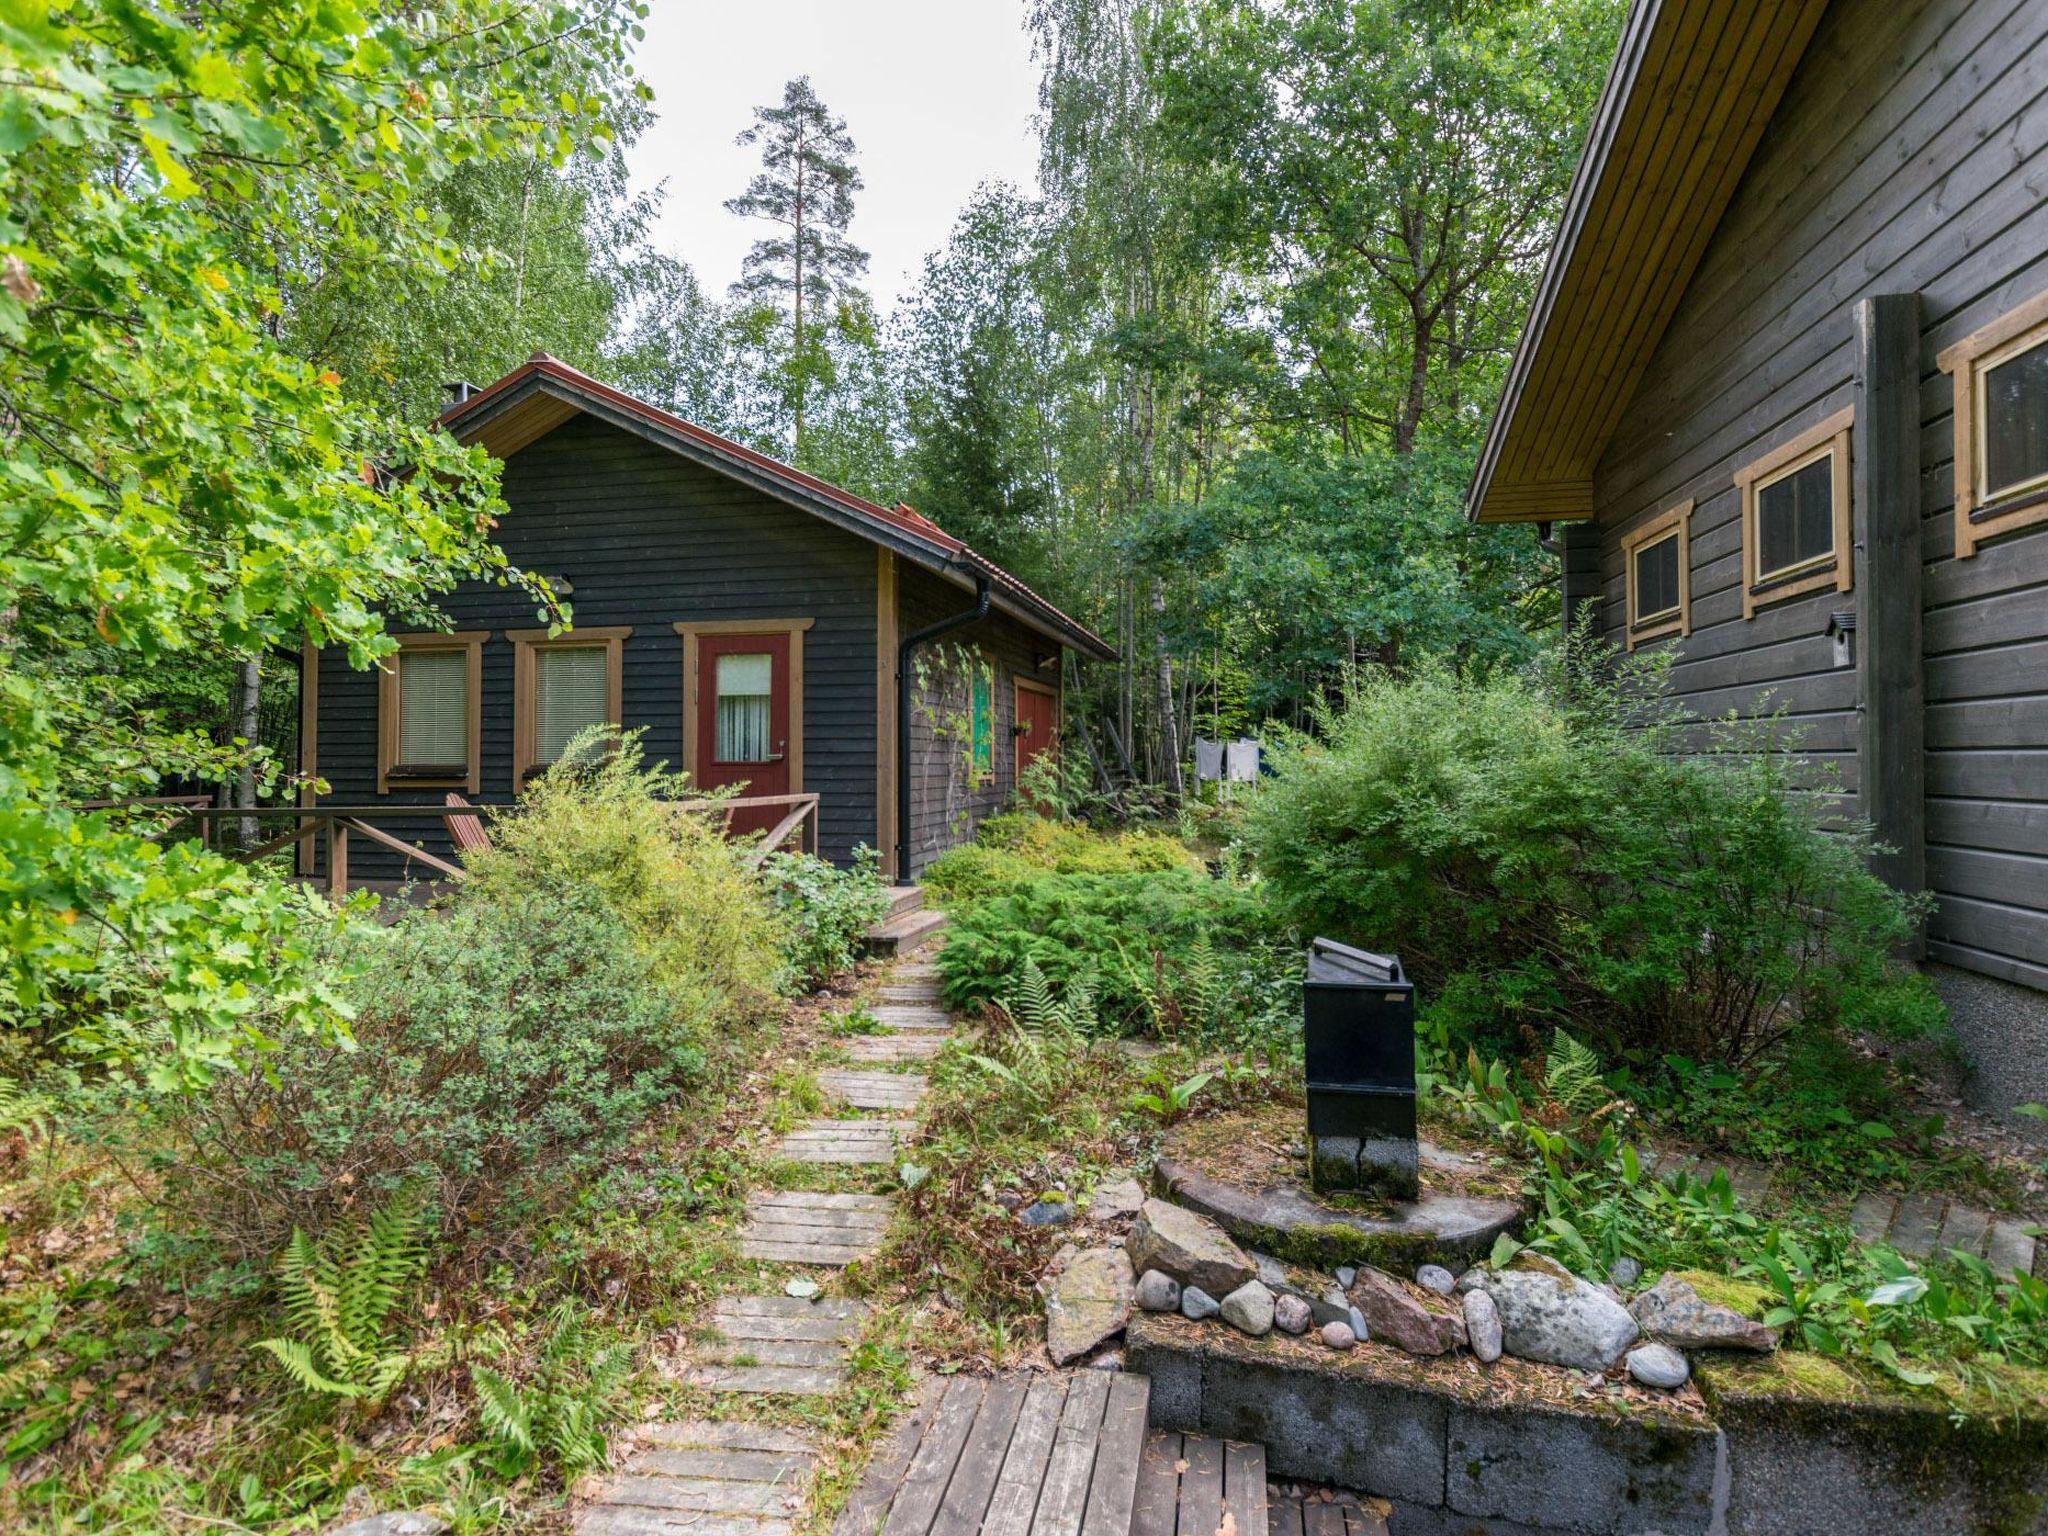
[935,867,1289,1034]
[1244,660,1941,1067]
[149,884,701,1258]
[922,811,1199,905]
[762,846,889,985]
[461,728,787,1021]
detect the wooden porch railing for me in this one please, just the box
[130,789,822,899]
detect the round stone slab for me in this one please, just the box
[1152,1145,1524,1272]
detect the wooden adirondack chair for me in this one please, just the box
[442,793,493,859]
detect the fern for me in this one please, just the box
[472,1300,634,1481]
[1544,1030,1608,1116]
[253,1190,428,1403]
[0,1076,51,1136]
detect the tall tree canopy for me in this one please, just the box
[0,0,641,1083]
[725,75,870,460]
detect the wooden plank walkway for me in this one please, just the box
[775,1117,911,1165]
[577,1420,815,1536]
[848,1035,947,1063]
[1133,1429,1268,1536]
[1264,1487,1386,1536]
[872,1003,952,1029]
[741,1190,894,1265]
[685,1295,869,1397]
[818,1069,928,1113]
[834,1372,1152,1536]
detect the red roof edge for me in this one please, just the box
[440,355,1113,660]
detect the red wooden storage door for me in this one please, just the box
[696,632,791,837]
[1014,680,1057,786]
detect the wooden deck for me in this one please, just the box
[1264,1487,1387,1536]
[1133,1429,1267,1536]
[834,1372,1152,1536]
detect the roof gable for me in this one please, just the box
[441,355,1115,660]
[1467,0,1834,524]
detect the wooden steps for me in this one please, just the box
[818,1069,928,1113]
[740,1190,893,1265]
[865,886,948,957]
[773,1117,911,1165]
[834,1372,1152,1536]
[1265,1488,1386,1536]
[684,1296,869,1396]
[1134,1429,1267,1536]
[577,1420,815,1535]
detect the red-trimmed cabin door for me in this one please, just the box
[1014,680,1058,790]
[695,632,792,838]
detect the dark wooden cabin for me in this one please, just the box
[1467,0,2048,1129]
[300,354,1114,885]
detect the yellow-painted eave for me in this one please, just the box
[1466,0,1834,525]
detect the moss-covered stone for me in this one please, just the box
[1667,1267,1775,1319]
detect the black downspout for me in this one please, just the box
[897,573,991,882]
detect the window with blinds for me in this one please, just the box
[395,649,469,774]
[533,644,611,765]
[715,652,773,762]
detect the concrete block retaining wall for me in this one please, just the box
[1128,1313,2048,1535]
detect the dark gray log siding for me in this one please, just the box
[898,563,1057,876]
[312,414,881,876]
[1587,0,2048,987]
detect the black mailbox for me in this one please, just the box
[1302,938,1418,1199]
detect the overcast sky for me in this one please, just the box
[624,1,1045,317]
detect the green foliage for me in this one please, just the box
[1544,1031,1608,1118]
[252,1191,428,1404]
[147,881,702,1257]
[922,810,1198,904]
[763,845,890,986]
[0,0,641,1080]
[462,729,788,1017]
[1436,1049,2048,1387]
[472,1301,635,1481]
[1244,659,1942,1067]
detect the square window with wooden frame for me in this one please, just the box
[1939,287,2048,558]
[1620,500,1691,649]
[377,633,485,794]
[509,627,630,787]
[1735,408,1852,619]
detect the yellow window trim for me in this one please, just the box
[376,631,488,795]
[507,626,631,789]
[1619,498,1692,650]
[1735,407,1853,620]
[1940,286,2048,559]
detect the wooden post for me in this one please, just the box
[326,818,349,902]
[1854,293,1925,930]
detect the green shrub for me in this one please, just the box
[762,846,889,985]
[935,867,1289,1035]
[922,811,1199,904]
[148,884,701,1258]
[460,728,787,1019]
[1243,660,1941,1067]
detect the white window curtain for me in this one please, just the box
[715,652,773,762]
[534,645,610,764]
[397,649,468,768]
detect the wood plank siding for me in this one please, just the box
[1586,0,2048,988]
[312,414,882,875]
[898,562,1061,876]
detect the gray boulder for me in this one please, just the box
[1346,1266,1466,1356]
[1415,1264,1457,1296]
[1608,1256,1644,1291]
[1089,1176,1146,1222]
[1220,1280,1276,1336]
[1483,1254,1639,1371]
[1631,1273,1779,1352]
[324,1518,448,1536]
[1181,1285,1220,1321]
[1134,1268,1181,1313]
[1463,1287,1503,1363]
[1626,1342,1690,1389]
[1044,1247,1134,1366]
[1273,1293,1313,1335]
[1127,1199,1257,1298]
[1320,1320,1357,1350]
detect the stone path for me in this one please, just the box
[740,1190,895,1265]
[686,1296,870,1396]
[578,1420,816,1536]
[1132,1428,1268,1536]
[834,1371,1155,1536]
[775,1117,912,1164]
[1646,1144,2043,1279]
[819,1068,928,1112]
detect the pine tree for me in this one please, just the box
[725,77,869,458]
